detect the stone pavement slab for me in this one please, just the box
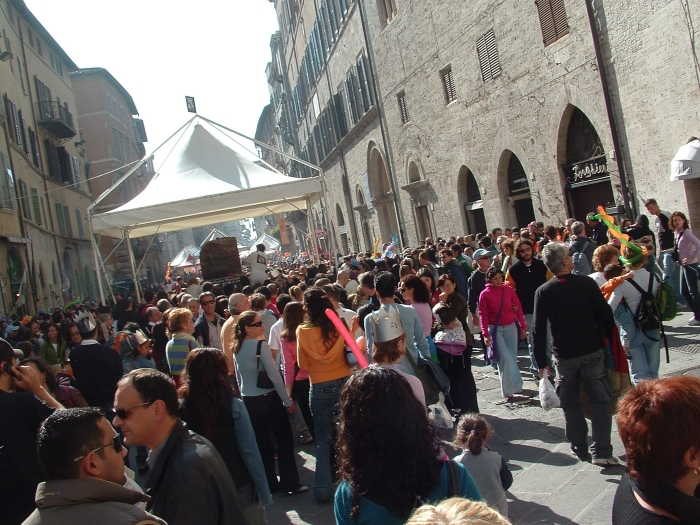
[266,308,700,525]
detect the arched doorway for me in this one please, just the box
[355,186,372,251]
[458,166,487,235]
[403,160,433,243]
[560,106,615,220]
[336,204,349,254]
[368,145,400,245]
[502,152,536,227]
[7,247,27,314]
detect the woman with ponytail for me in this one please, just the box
[454,414,512,516]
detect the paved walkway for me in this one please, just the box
[265,308,700,525]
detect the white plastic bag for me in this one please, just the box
[428,393,453,429]
[539,376,560,411]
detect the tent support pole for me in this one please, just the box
[87,212,108,305]
[124,230,142,303]
[307,197,319,263]
[135,227,161,274]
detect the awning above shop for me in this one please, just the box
[671,140,700,181]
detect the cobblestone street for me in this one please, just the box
[266,308,700,525]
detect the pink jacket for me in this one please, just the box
[281,338,310,384]
[478,283,526,335]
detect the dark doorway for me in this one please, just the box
[507,154,535,227]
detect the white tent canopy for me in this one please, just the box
[249,233,281,252]
[89,116,323,238]
[170,245,200,268]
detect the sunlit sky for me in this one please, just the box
[24,0,280,158]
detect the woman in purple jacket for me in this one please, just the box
[671,211,700,326]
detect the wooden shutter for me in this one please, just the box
[485,30,501,79]
[63,205,72,237]
[441,67,457,103]
[55,203,65,235]
[75,209,84,238]
[31,189,41,224]
[476,35,491,82]
[2,152,17,210]
[18,180,30,220]
[536,0,569,46]
[397,92,409,124]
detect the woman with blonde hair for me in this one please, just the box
[407,497,512,525]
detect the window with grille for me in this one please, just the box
[397,92,409,124]
[440,66,457,104]
[536,0,569,46]
[476,29,501,83]
[30,188,41,225]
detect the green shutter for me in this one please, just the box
[55,203,66,234]
[63,205,73,236]
[31,188,41,225]
[75,209,84,238]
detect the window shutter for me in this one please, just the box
[19,180,31,220]
[31,188,41,225]
[75,209,84,238]
[55,203,66,235]
[476,35,492,82]
[536,0,557,45]
[10,101,21,147]
[485,30,501,79]
[19,112,29,155]
[63,205,73,237]
[441,67,457,103]
[397,92,409,124]
[3,152,17,210]
[552,0,569,39]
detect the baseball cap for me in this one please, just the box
[0,339,24,362]
[4,324,19,338]
[473,249,491,260]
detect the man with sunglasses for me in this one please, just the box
[23,407,166,524]
[505,238,554,382]
[113,369,247,525]
[193,292,225,350]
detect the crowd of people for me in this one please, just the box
[1,197,700,525]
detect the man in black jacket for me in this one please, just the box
[505,238,553,380]
[193,292,225,349]
[113,369,247,525]
[533,242,620,467]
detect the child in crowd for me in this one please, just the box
[454,414,512,516]
[600,263,633,300]
[432,303,468,357]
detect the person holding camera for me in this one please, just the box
[0,339,64,525]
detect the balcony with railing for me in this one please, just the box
[35,101,77,139]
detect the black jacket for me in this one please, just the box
[145,419,248,525]
[506,259,550,315]
[69,341,123,407]
[193,312,226,348]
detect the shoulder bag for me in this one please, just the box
[486,287,506,362]
[672,230,684,262]
[255,340,275,389]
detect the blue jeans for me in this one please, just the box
[680,263,700,318]
[309,376,348,500]
[626,328,661,385]
[232,397,272,507]
[661,252,685,305]
[554,349,613,460]
[490,323,523,397]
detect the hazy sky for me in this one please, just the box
[24,0,280,157]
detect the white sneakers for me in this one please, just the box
[688,317,700,326]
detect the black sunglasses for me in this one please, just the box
[73,435,122,462]
[114,401,152,420]
[248,321,264,328]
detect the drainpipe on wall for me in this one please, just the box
[357,0,407,247]
[585,0,635,218]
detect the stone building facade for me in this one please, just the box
[70,68,164,287]
[264,0,700,252]
[1,0,96,314]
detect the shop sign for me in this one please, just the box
[564,154,609,186]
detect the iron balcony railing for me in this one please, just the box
[35,100,76,139]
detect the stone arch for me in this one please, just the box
[367,141,400,244]
[557,104,616,221]
[407,159,421,184]
[497,150,536,228]
[457,166,487,235]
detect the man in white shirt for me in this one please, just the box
[244,244,268,286]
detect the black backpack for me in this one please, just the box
[626,273,661,335]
